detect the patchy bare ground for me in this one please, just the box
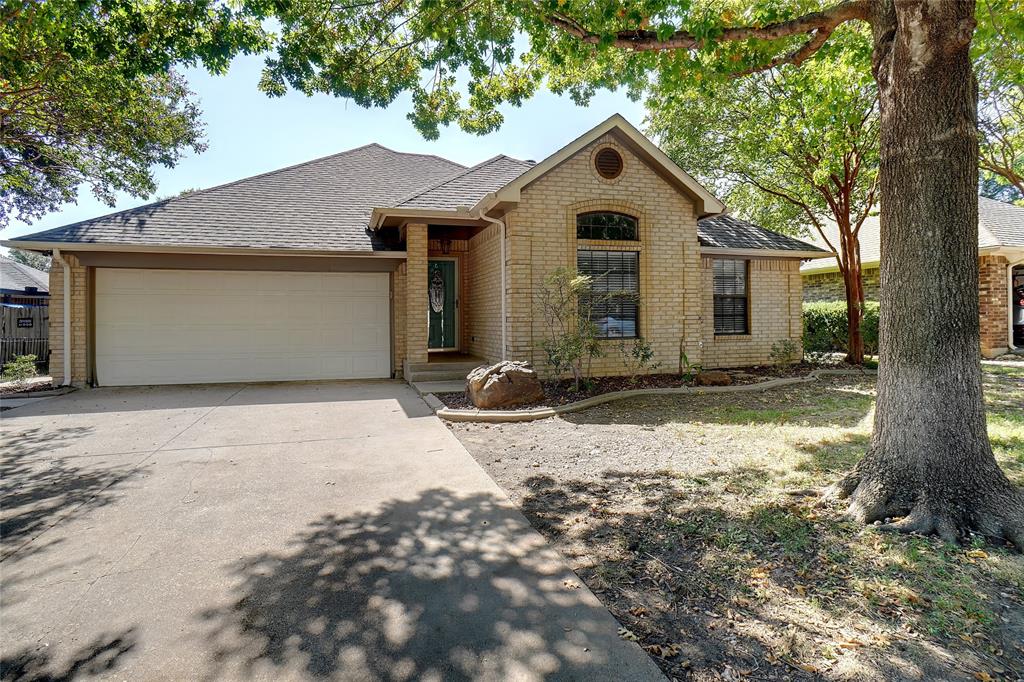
[449,367,1024,681]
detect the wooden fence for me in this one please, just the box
[1,305,49,369]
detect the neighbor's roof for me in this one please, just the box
[801,196,1024,273]
[8,144,465,253]
[0,255,49,293]
[697,214,829,255]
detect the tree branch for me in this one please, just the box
[545,1,869,54]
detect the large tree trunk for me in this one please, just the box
[834,0,1024,549]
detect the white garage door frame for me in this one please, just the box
[94,268,392,386]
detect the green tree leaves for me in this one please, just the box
[0,0,269,227]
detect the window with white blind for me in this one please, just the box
[577,250,639,338]
[713,259,749,335]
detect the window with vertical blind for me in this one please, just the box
[713,259,749,335]
[577,250,639,338]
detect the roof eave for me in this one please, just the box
[369,207,485,229]
[0,239,406,258]
[702,246,834,260]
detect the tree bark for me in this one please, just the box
[839,220,866,364]
[834,0,1024,549]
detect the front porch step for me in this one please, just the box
[407,367,475,382]
[406,357,485,383]
[411,380,467,396]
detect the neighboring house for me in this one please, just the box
[801,197,1024,357]
[2,115,830,387]
[1,254,49,305]
[0,255,50,367]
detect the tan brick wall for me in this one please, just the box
[503,133,705,377]
[404,223,429,370]
[391,265,406,376]
[979,254,1010,357]
[465,223,503,362]
[48,255,89,385]
[803,266,881,302]
[701,257,804,369]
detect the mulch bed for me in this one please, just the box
[0,377,54,396]
[435,362,830,411]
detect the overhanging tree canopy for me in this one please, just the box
[645,25,879,363]
[0,0,269,227]
[250,0,1023,549]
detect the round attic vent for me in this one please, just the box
[594,147,623,179]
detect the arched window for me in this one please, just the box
[576,211,638,241]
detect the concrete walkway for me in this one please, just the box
[1,381,663,681]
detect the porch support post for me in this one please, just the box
[405,223,429,367]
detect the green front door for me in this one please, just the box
[428,259,457,349]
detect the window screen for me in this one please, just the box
[577,250,639,338]
[576,212,638,241]
[713,259,749,335]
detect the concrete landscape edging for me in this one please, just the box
[432,368,878,423]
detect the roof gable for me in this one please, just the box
[487,114,725,217]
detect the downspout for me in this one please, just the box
[477,210,507,361]
[53,248,71,386]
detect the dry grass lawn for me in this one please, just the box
[450,365,1024,681]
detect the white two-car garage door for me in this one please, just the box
[95,269,391,386]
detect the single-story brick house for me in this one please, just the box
[1,254,49,305]
[4,115,831,387]
[801,197,1024,357]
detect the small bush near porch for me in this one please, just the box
[449,365,1024,681]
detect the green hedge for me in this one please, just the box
[803,301,880,356]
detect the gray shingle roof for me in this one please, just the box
[697,215,828,253]
[801,197,1024,272]
[11,144,465,252]
[397,155,534,210]
[1,255,49,293]
[978,196,1024,248]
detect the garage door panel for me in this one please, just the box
[95,269,392,385]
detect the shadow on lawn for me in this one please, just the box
[0,628,137,682]
[560,377,876,430]
[0,426,142,563]
[197,488,658,681]
[517,470,1023,681]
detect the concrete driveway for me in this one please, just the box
[0,381,663,681]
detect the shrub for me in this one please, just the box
[770,338,800,369]
[803,301,880,357]
[536,267,605,390]
[618,337,661,384]
[2,354,38,388]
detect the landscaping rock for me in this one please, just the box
[694,370,733,387]
[466,361,545,409]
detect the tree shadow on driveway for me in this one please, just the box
[0,628,137,682]
[198,488,661,681]
[0,426,144,563]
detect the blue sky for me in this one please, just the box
[2,54,646,244]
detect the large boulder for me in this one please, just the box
[694,370,733,387]
[466,361,545,409]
